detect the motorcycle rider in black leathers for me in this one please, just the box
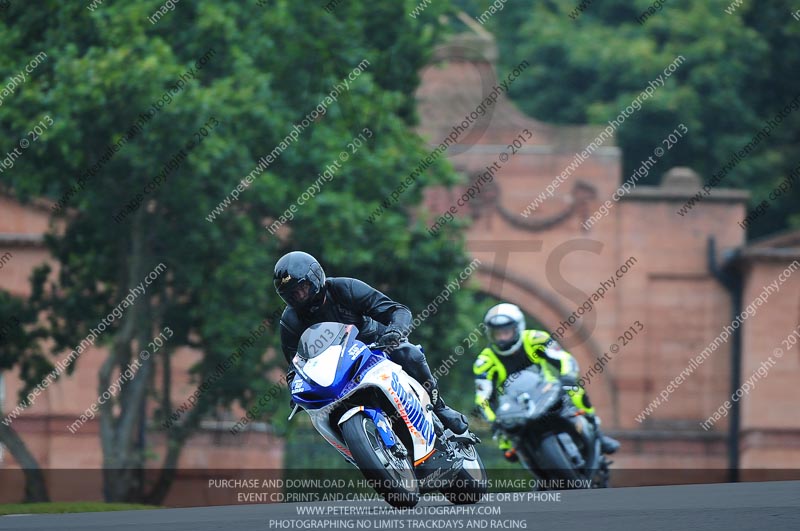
[274,251,470,435]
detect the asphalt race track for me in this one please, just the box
[1,481,797,531]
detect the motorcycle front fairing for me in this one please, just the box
[496,368,604,479]
[495,369,562,433]
[290,323,376,409]
[289,322,438,466]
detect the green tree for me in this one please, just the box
[1,0,482,502]
[481,0,799,238]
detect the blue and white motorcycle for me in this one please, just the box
[289,322,487,508]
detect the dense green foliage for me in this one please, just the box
[477,0,799,238]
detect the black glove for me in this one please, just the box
[377,328,404,348]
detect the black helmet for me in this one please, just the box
[273,251,326,311]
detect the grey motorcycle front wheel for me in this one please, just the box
[534,434,582,482]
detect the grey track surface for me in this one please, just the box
[1,481,797,531]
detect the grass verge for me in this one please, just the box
[0,502,162,515]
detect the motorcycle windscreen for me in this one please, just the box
[303,346,344,386]
[498,369,561,420]
[296,322,358,388]
[298,322,351,359]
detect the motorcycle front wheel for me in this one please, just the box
[533,434,582,482]
[341,412,420,508]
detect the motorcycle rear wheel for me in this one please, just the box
[439,442,488,505]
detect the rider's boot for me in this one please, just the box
[431,391,469,435]
[589,415,620,454]
[599,432,620,455]
[497,435,518,462]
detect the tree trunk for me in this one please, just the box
[100,208,154,502]
[145,325,211,506]
[0,414,50,502]
[143,404,203,505]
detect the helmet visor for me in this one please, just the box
[490,324,517,344]
[278,279,314,308]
